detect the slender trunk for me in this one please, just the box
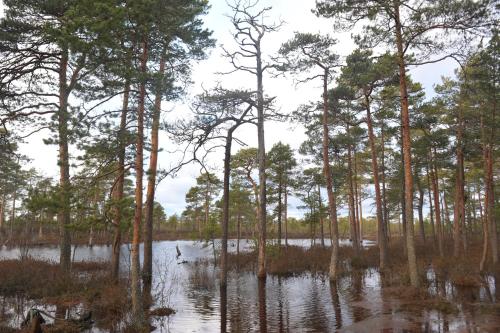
[381,121,390,241]
[0,195,4,234]
[431,148,444,257]
[309,192,313,246]
[322,69,340,281]
[221,130,233,286]
[478,185,484,222]
[237,213,241,255]
[131,39,148,325]
[365,94,387,268]
[112,81,130,281]
[426,164,436,244]
[487,114,498,266]
[284,185,288,247]
[204,189,209,236]
[359,185,364,242]
[277,177,282,246]
[10,187,16,236]
[143,53,166,288]
[346,125,359,253]
[88,225,94,247]
[400,141,407,240]
[454,108,466,256]
[38,214,43,239]
[393,2,419,287]
[480,116,490,272]
[353,152,362,243]
[318,184,324,247]
[442,179,452,235]
[256,45,267,279]
[58,49,72,273]
[416,175,425,243]
[248,173,261,239]
[482,116,498,265]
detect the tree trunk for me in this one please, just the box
[480,200,489,272]
[353,152,362,243]
[131,39,148,325]
[318,184,324,247]
[256,45,267,279]
[248,172,260,240]
[381,121,390,241]
[482,116,498,266]
[365,94,387,268]
[10,187,16,236]
[111,80,130,281]
[237,213,241,255]
[88,226,94,248]
[416,175,425,243]
[143,53,166,288]
[284,185,288,247]
[453,108,466,256]
[431,148,444,257]
[346,125,359,253]
[277,178,282,247]
[0,195,4,235]
[322,69,340,281]
[220,130,233,286]
[426,164,436,244]
[441,178,452,235]
[58,49,72,273]
[393,3,419,287]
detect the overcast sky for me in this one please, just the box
[4,0,457,218]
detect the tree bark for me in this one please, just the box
[143,53,166,288]
[426,164,436,244]
[111,81,130,281]
[0,195,4,235]
[318,184,325,247]
[58,49,72,273]
[237,213,241,255]
[220,129,233,286]
[256,43,267,280]
[284,185,288,247]
[247,170,260,239]
[322,69,340,281]
[346,125,359,254]
[277,177,282,246]
[482,116,498,266]
[416,175,426,243]
[430,148,444,257]
[353,152,362,243]
[453,107,466,256]
[131,39,148,325]
[393,2,419,287]
[381,121,390,241]
[10,186,16,236]
[364,94,387,268]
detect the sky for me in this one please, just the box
[3,0,458,218]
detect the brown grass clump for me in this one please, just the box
[150,307,176,317]
[0,259,130,329]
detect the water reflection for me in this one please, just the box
[258,278,267,333]
[2,240,500,332]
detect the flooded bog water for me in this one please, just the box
[1,239,499,332]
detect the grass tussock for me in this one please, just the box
[0,259,130,328]
[227,239,492,289]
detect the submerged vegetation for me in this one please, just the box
[0,0,498,331]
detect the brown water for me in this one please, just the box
[1,240,499,332]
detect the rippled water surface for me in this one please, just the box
[1,239,499,332]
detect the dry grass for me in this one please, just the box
[0,259,130,329]
[226,238,494,289]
